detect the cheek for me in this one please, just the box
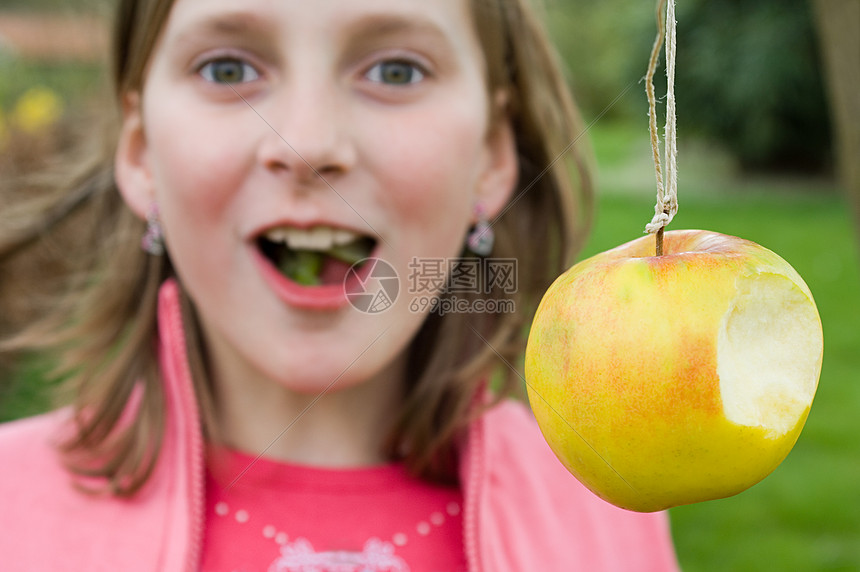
[142,100,259,280]
[144,93,254,222]
[370,103,488,230]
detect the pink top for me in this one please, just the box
[201,447,466,572]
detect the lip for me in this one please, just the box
[251,243,381,311]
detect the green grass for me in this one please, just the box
[585,123,860,572]
[0,358,57,423]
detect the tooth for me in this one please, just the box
[309,227,335,250]
[284,228,307,250]
[265,228,287,243]
[334,229,358,246]
[263,225,366,250]
[282,227,338,250]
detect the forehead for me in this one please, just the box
[158,0,480,51]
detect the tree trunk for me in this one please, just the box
[812,0,860,247]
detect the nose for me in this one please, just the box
[256,84,356,186]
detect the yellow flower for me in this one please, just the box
[13,87,64,134]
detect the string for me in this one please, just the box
[645,0,679,237]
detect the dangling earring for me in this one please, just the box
[141,203,165,256]
[467,203,495,257]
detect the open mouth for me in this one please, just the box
[256,226,377,287]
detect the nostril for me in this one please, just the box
[257,123,356,186]
[313,163,346,179]
[261,147,346,184]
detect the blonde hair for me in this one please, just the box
[0,0,592,494]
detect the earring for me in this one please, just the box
[467,203,495,257]
[141,203,165,256]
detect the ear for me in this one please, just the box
[114,91,153,220]
[475,90,518,221]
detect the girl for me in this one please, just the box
[0,0,679,570]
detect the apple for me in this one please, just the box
[524,229,823,512]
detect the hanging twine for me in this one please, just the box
[645,0,679,240]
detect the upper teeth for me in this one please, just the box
[264,226,360,251]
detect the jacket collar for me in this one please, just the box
[155,278,489,572]
[157,279,206,572]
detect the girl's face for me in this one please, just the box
[116,0,516,395]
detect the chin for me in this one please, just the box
[258,347,397,396]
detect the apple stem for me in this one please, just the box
[655,208,670,256]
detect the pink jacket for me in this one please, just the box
[0,280,679,571]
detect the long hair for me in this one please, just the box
[0,0,593,494]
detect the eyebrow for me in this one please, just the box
[166,9,459,65]
[169,11,275,48]
[346,13,451,41]
[172,10,449,41]
[340,11,461,69]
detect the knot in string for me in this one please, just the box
[645,0,678,236]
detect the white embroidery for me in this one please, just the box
[267,537,409,572]
[212,495,461,569]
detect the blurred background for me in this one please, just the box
[1,0,858,570]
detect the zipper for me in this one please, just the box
[160,280,206,572]
[176,288,206,572]
[463,410,486,572]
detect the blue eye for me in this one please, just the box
[199,58,260,84]
[366,60,425,85]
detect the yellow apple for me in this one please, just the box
[524,229,823,512]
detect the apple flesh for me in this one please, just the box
[524,229,823,512]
